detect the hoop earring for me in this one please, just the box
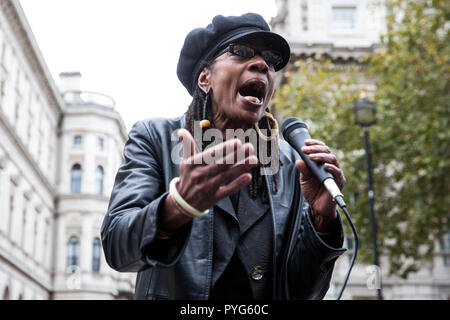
[200,92,210,129]
[254,111,279,141]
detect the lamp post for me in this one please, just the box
[353,95,383,300]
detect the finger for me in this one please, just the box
[324,163,346,189]
[196,144,256,188]
[213,142,253,165]
[213,154,259,185]
[177,128,196,159]
[301,145,331,155]
[215,173,252,200]
[295,159,314,181]
[308,153,339,166]
[214,142,255,167]
[304,139,326,146]
[191,138,243,165]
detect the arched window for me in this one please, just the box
[96,165,104,195]
[67,236,80,268]
[92,237,101,272]
[73,135,82,149]
[71,164,82,193]
[97,137,104,150]
[441,230,450,266]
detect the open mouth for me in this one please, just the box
[238,78,266,106]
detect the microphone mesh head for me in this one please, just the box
[281,117,308,139]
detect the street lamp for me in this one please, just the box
[353,94,383,300]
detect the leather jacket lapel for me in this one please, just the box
[237,185,270,235]
[215,196,238,222]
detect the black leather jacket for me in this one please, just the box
[101,115,346,300]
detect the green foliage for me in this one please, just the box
[273,0,450,278]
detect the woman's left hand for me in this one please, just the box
[295,139,346,233]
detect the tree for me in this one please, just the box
[272,0,450,278]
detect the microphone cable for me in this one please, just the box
[334,197,359,300]
[280,117,359,300]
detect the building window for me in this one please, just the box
[97,137,104,151]
[71,164,82,194]
[332,7,356,30]
[346,235,354,250]
[33,211,39,257]
[67,236,80,268]
[9,180,15,237]
[26,113,32,145]
[73,135,82,149]
[92,238,101,272]
[96,165,104,195]
[346,234,361,251]
[441,230,450,266]
[38,134,43,160]
[44,218,50,266]
[14,103,19,125]
[0,80,5,101]
[22,196,27,247]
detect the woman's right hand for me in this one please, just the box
[175,128,258,212]
[158,128,258,233]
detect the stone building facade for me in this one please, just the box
[271,0,450,300]
[0,0,134,299]
[271,0,386,60]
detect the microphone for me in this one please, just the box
[281,117,346,208]
[283,118,358,300]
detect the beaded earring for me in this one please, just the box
[200,91,210,129]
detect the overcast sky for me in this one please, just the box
[19,0,278,131]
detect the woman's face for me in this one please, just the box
[199,41,277,130]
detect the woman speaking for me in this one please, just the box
[101,12,347,300]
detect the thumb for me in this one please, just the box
[295,159,313,181]
[177,128,196,159]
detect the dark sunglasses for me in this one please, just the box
[214,43,283,69]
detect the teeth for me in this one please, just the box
[245,96,261,103]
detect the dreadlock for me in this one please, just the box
[185,62,281,202]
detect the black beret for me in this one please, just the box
[177,12,291,96]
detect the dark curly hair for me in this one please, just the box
[184,60,281,202]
